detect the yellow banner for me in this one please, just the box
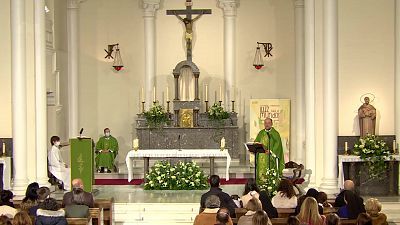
[249,99,291,162]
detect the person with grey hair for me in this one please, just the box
[194,195,233,225]
[64,188,89,218]
[62,178,94,208]
[334,180,364,208]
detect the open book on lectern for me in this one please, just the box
[244,142,277,158]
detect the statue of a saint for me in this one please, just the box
[358,97,376,137]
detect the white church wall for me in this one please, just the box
[0,0,12,138]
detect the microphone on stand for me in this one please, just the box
[79,128,84,139]
[178,134,182,151]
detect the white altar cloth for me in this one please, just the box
[338,154,400,189]
[125,149,231,182]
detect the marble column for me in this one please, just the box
[320,0,338,193]
[142,0,160,107]
[35,0,50,187]
[11,0,29,194]
[218,0,238,104]
[395,0,400,147]
[304,0,316,186]
[294,0,305,164]
[67,0,82,137]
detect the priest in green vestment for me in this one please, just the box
[95,128,119,173]
[254,118,284,185]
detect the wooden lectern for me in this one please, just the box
[70,138,94,192]
[246,142,267,181]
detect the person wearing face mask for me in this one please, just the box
[48,136,71,190]
[95,128,119,173]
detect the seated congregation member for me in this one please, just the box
[65,188,90,218]
[258,191,278,218]
[95,128,119,173]
[21,182,39,212]
[287,216,300,225]
[356,213,373,225]
[297,197,326,225]
[337,190,365,219]
[237,198,263,225]
[295,188,323,215]
[194,195,233,225]
[200,175,237,217]
[36,198,67,225]
[241,178,260,207]
[271,179,297,208]
[326,213,340,225]
[0,191,17,219]
[0,190,14,208]
[29,187,51,217]
[335,180,363,207]
[215,208,231,225]
[62,178,94,208]
[48,136,71,190]
[0,215,12,225]
[317,191,333,208]
[365,198,388,225]
[13,211,33,225]
[252,210,272,225]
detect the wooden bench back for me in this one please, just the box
[66,217,91,225]
[276,208,295,218]
[271,217,288,225]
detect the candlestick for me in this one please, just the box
[232,100,235,112]
[153,86,156,103]
[219,100,222,106]
[167,101,170,113]
[141,101,145,113]
[393,140,396,153]
[2,142,5,156]
[205,100,209,112]
[141,87,144,102]
[205,84,208,101]
[220,137,225,151]
[219,85,222,101]
[133,138,139,151]
[344,141,348,155]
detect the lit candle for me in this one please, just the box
[133,138,139,149]
[166,86,170,101]
[2,142,5,155]
[344,141,348,151]
[205,84,208,101]
[393,140,396,153]
[221,137,225,148]
[219,85,222,101]
[141,87,144,102]
[153,86,156,102]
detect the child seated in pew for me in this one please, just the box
[326,213,340,225]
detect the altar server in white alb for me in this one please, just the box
[48,136,71,190]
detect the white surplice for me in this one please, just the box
[48,145,71,190]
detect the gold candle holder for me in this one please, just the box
[205,101,209,112]
[344,141,349,155]
[231,100,235,112]
[141,101,145,113]
[219,100,222,106]
[167,101,170,113]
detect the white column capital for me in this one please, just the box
[142,0,160,17]
[293,0,305,8]
[217,0,239,17]
[67,0,85,9]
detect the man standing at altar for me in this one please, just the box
[254,118,284,184]
[95,128,119,173]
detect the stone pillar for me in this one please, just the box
[194,74,200,100]
[174,74,180,100]
[304,0,316,186]
[142,0,160,107]
[218,0,238,103]
[320,0,338,193]
[35,0,50,187]
[11,0,29,195]
[294,0,305,164]
[67,0,82,137]
[396,0,400,147]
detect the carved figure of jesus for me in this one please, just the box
[174,12,203,53]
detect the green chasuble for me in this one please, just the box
[254,127,284,184]
[95,136,119,170]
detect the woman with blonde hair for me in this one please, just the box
[238,198,266,225]
[13,211,33,225]
[365,198,388,225]
[297,197,325,225]
[252,210,271,225]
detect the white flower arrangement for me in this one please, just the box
[258,168,280,197]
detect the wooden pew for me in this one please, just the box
[94,198,113,225]
[271,217,288,225]
[88,208,101,225]
[276,208,295,218]
[340,219,357,225]
[323,207,339,215]
[66,217,91,225]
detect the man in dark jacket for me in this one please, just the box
[62,178,94,208]
[334,180,364,207]
[200,175,237,217]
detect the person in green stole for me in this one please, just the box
[95,128,119,173]
[254,118,284,185]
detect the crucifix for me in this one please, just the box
[167,0,212,62]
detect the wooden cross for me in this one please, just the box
[167,0,212,62]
